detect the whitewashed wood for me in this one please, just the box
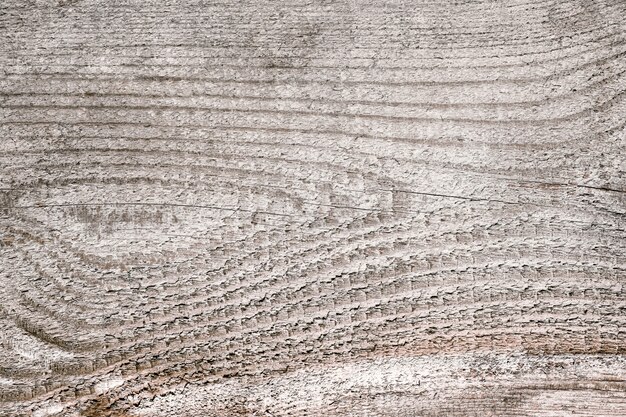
[1,0,626,415]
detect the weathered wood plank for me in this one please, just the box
[1,0,625,415]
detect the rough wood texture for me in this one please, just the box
[1,0,626,416]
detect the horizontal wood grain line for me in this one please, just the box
[2,86,624,125]
[3,64,625,109]
[9,13,624,51]
[7,202,292,217]
[8,31,626,70]
[6,45,626,85]
[3,120,624,152]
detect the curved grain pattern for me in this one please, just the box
[1,0,626,416]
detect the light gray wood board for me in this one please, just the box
[1,0,626,415]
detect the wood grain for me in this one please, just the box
[1,0,626,415]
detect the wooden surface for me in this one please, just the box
[1,0,626,415]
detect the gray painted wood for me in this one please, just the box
[1,0,626,415]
